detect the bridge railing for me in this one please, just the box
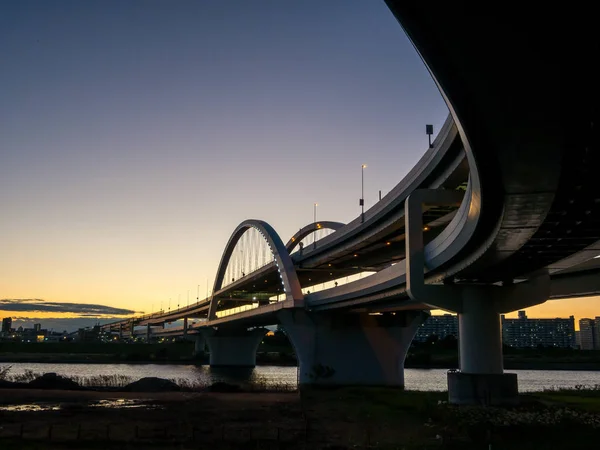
[104,296,212,328]
[215,302,260,319]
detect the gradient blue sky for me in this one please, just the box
[1,0,597,328]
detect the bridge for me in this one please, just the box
[101,6,597,405]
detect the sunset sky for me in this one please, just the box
[1,0,599,331]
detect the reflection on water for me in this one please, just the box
[90,399,158,409]
[2,363,600,392]
[0,399,159,412]
[0,403,61,412]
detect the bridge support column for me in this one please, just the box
[278,310,426,387]
[200,328,267,367]
[405,189,552,405]
[119,323,123,340]
[146,324,151,343]
[418,281,549,406]
[446,288,518,406]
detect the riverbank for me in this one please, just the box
[0,387,599,449]
[3,341,600,370]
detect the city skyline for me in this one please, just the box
[2,1,599,326]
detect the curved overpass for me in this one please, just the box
[100,7,597,402]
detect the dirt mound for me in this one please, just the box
[28,373,80,390]
[123,377,180,392]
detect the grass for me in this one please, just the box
[1,380,600,448]
[0,365,296,392]
[533,384,600,412]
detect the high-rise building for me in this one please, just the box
[1,317,12,334]
[414,314,458,342]
[502,311,576,348]
[578,318,599,350]
[33,323,41,333]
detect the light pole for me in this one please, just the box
[360,164,367,222]
[313,203,318,249]
[426,124,434,148]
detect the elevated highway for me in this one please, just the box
[102,7,597,404]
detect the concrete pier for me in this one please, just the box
[201,328,268,367]
[278,310,426,387]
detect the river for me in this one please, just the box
[3,363,600,392]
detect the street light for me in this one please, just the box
[360,164,367,222]
[313,203,318,249]
[426,124,434,148]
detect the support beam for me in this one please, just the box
[405,189,551,405]
[200,328,267,367]
[278,310,426,387]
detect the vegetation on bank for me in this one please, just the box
[1,368,600,448]
[0,365,295,392]
[300,386,600,449]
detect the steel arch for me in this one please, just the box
[208,219,303,319]
[285,221,344,253]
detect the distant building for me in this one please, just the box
[1,317,12,334]
[502,311,576,348]
[33,323,41,333]
[414,314,458,342]
[579,318,599,350]
[77,325,101,342]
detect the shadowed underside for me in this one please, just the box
[385,3,599,282]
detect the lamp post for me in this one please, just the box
[360,164,367,222]
[313,203,318,249]
[426,124,434,148]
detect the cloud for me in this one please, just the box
[0,299,136,316]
